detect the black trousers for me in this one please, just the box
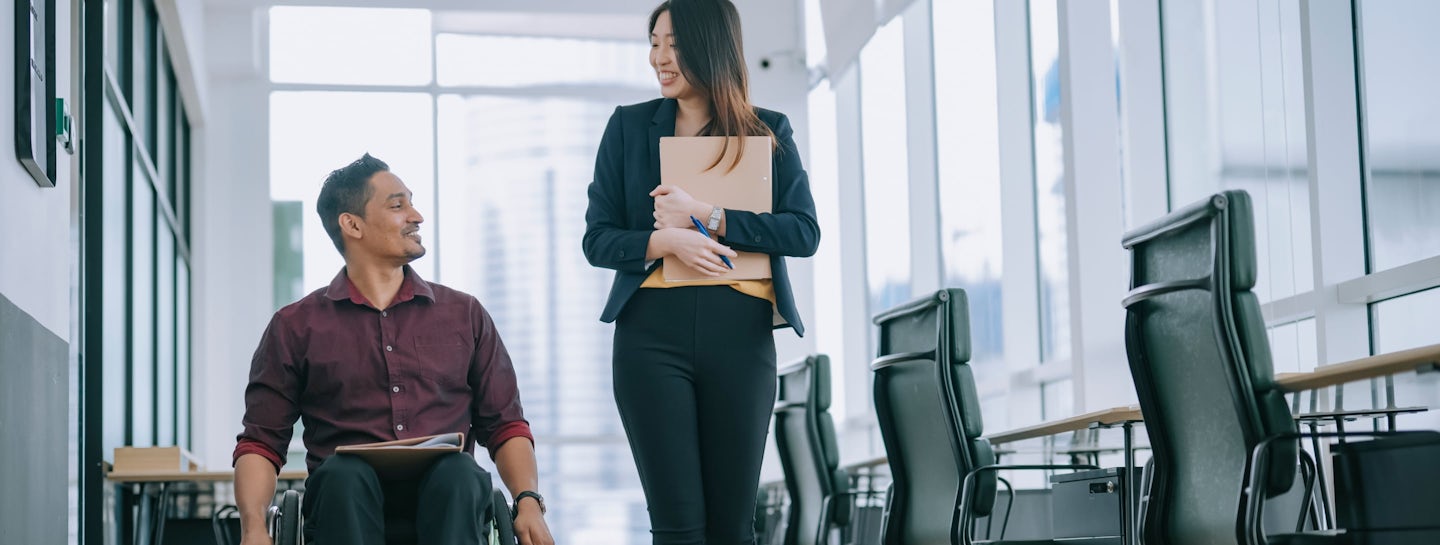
[302,452,492,545]
[614,286,779,545]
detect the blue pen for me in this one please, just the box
[690,215,735,270]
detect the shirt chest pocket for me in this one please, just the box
[413,332,473,390]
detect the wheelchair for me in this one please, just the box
[265,487,517,545]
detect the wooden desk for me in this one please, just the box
[108,469,307,545]
[836,405,1145,471]
[1276,343,1440,392]
[984,405,1143,446]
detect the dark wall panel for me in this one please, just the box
[0,292,69,541]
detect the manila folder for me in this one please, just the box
[333,432,465,480]
[660,136,773,282]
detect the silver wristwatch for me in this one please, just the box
[707,206,723,231]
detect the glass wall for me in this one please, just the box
[933,0,1005,429]
[1371,288,1440,430]
[1356,0,1440,272]
[1267,319,1318,374]
[803,0,847,420]
[807,82,846,419]
[859,17,913,325]
[240,0,1440,527]
[83,0,196,540]
[1029,0,1072,363]
[267,8,654,541]
[268,91,437,289]
[435,95,635,538]
[1163,0,1313,304]
[91,0,194,468]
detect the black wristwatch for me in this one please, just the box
[514,490,546,516]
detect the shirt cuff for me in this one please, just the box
[233,439,284,474]
[485,420,535,460]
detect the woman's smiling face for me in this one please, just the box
[650,10,697,100]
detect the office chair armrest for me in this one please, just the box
[870,350,939,371]
[958,463,1101,545]
[1244,430,1440,545]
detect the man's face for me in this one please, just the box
[348,171,426,263]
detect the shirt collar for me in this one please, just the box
[324,265,435,307]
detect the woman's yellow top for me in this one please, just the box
[640,264,776,305]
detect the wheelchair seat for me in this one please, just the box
[267,488,516,545]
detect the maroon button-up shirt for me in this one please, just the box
[234,266,533,473]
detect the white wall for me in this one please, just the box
[0,1,75,542]
[0,0,75,339]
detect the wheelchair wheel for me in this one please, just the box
[491,489,517,544]
[274,489,302,545]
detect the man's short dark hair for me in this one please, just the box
[317,153,389,255]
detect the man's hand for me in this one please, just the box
[493,439,553,545]
[512,499,554,545]
[650,184,710,230]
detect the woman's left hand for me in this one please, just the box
[650,184,710,230]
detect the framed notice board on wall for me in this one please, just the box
[15,0,55,187]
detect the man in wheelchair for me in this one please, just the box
[232,154,554,545]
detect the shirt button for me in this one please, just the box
[754,235,763,242]
[386,345,393,352]
[396,424,405,431]
[392,386,400,393]
[381,311,388,317]
[619,250,626,258]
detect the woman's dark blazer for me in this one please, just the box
[583,98,820,336]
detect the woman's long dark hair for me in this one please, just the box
[650,0,777,172]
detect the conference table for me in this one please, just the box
[1276,342,1440,392]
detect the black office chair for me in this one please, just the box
[1121,190,1439,545]
[871,289,1095,545]
[266,487,516,545]
[774,354,852,545]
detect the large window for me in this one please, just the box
[269,7,433,86]
[807,83,846,419]
[269,91,437,290]
[1356,0,1440,272]
[1267,319,1318,374]
[1163,0,1313,304]
[1029,0,1071,363]
[82,0,196,540]
[268,8,654,542]
[436,34,651,88]
[433,95,637,537]
[933,0,1005,428]
[1349,0,1440,437]
[804,0,846,420]
[1369,288,1440,430]
[859,17,912,322]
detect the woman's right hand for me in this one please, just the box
[654,228,738,276]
